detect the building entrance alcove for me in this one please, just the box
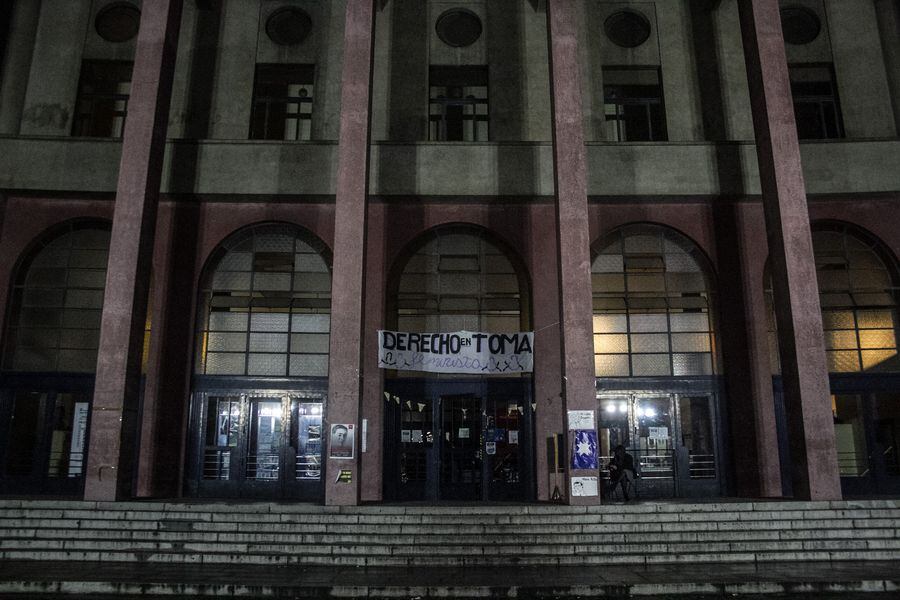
[383,378,533,502]
[769,223,900,497]
[592,224,727,499]
[381,227,535,502]
[0,221,111,497]
[184,223,331,501]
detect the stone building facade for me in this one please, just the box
[0,0,898,505]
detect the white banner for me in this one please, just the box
[378,330,534,374]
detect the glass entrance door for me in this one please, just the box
[598,392,721,498]
[384,379,534,502]
[832,392,900,496]
[440,394,482,500]
[192,391,323,500]
[0,388,91,496]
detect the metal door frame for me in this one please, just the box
[0,373,94,497]
[187,376,327,501]
[383,377,534,502]
[596,377,726,499]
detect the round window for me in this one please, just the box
[780,7,821,45]
[266,7,313,46]
[604,10,652,49]
[95,3,141,43]
[435,9,483,48]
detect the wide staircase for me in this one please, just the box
[1,498,899,597]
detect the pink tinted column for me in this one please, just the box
[84,0,183,501]
[546,0,601,505]
[737,0,841,500]
[325,0,376,506]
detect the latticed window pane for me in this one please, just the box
[631,353,671,376]
[828,350,861,373]
[769,227,900,374]
[195,225,331,377]
[5,224,111,373]
[595,354,630,377]
[595,334,628,354]
[673,353,713,376]
[592,225,716,378]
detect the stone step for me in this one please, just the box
[3,516,897,536]
[1,559,897,599]
[4,526,895,544]
[4,536,899,555]
[3,506,899,522]
[4,548,900,566]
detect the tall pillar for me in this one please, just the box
[874,0,900,134]
[546,0,600,505]
[324,0,375,506]
[737,0,841,500]
[84,0,183,501]
[18,0,90,136]
[0,0,40,134]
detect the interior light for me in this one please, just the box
[645,408,657,418]
[617,402,627,413]
[311,405,322,415]
[603,404,616,413]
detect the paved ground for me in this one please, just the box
[0,559,899,598]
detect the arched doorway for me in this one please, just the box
[592,224,725,498]
[184,223,331,500]
[382,227,534,502]
[767,222,900,496]
[0,220,111,496]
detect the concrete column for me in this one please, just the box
[737,0,841,501]
[19,0,91,136]
[208,0,258,140]
[546,0,600,505]
[825,0,895,138]
[0,0,40,134]
[84,0,183,501]
[874,0,900,134]
[324,0,375,506]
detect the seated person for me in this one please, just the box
[607,444,636,501]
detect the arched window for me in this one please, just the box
[393,228,527,335]
[194,223,331,378]
[592,225,717,377]
[767,224,900,373]
[4,222,111,373]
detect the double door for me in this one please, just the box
[0,383,92,496]
[826,392,900,496]
[385,379,533,502]
[189,391,324,500]
[597,392,721,498]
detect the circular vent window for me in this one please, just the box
[266,7,313,46]
[436,9,483,48]
[780,7,821,45]
[95,3,141,43]
[604,10,652,49]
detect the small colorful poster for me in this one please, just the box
[485,442,496,455]
[458,427,470,439]
[571,429,598,470]
[411,430,423,443]
[401,430,411,443]
[509,430,519,445]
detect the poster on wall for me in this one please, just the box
[68,403,89,477]
[572,430,598,470]
[571,476,599,497]
[329,424,355,459]
[378,330,534,374]
[567,410,595,430]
